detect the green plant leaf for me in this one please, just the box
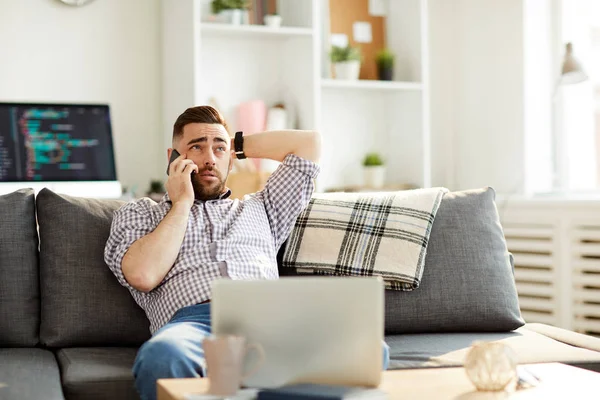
[363,152,384,166]
[330,45,362,63]
[375,48,395,69]
[211,0,249,13]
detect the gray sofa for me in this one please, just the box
[2,187,600,400]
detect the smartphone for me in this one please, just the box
[166,149,181,175]
[166,150,198,176]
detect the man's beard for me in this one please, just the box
[191,166,229,201]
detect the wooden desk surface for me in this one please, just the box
[157,363,600,400]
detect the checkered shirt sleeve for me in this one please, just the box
[260,154,320,248]
[104,199,157,292]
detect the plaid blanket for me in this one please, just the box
[281,187,448,290]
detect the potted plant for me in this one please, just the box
[330,45,362,80]
[147,180,166,202]
[363,152,385,189]
[375,48,395,81]
[211,0,249,25]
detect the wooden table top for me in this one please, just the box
[157,363,600,400]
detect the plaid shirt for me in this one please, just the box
[104,154,319,334]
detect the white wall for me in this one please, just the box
[429,0,457,189]
[0,0,162,195]
[523,0,553,194]
[429,0,526,194]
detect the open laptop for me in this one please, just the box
[211,276,384,389]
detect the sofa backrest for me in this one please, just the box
[36,188,150,347]
[0,189,40,346]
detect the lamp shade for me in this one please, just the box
[561,42,588,84]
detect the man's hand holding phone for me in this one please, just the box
[166,150,198,209]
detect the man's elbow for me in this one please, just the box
[122,261,159,293]
[125,272,157,293]
[298,130,321,163]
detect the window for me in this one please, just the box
[525,0,600,195]
[554,0,600,192]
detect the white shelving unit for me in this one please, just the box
[321,79,423,91]
[161,0,430,192]
[200,23,314,38]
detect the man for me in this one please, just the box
[104,106,388,400]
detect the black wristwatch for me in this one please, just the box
[234,131,246,159]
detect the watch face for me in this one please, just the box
[58,0,96,6]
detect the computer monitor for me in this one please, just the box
[0,102,121,198]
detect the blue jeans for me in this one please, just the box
[132,303,390,400]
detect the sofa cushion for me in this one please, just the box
[56,347,138,400]
[279,188,524,333]
[37,189,150,347]
[0,189,40,346]
[383,187,523,333]
[386,324,600,372]
[0,348,64,400]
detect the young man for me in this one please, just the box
[104,106,388,400]
[104,105,321,399]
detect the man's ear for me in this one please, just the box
[229,151,234,172]
[167,148,173,161]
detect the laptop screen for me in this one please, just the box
[0,102,117,182]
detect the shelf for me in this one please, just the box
[200,23,313,39]
[321,79,423,91]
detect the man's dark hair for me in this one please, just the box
[172,105,229,143]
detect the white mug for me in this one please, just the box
[203,335,265,396]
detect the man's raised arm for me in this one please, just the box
[234,130,321,163]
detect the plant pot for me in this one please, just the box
[333,61,361,80]
[264,14,282,28]
[377,66,393,81]
[363,166,386,189]
[219,9,245,25]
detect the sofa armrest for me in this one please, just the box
[525,323,600,353]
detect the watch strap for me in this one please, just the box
[234,131,246,159]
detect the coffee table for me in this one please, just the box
[157,363,600,400]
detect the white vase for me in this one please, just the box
[264,14,282,28]
[220,9,244,25]
[333,60,361,80]
[363,166,386,189]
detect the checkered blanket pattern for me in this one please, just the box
[281,187,448,290]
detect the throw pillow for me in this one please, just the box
[37,189,150,347]
[281,188,446,290]
[0,189,40,346]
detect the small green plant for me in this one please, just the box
[148,180,165,194]
[375,48,395,69]
[211,0,249,14]
[363,153,384,167]
[330,45,362,63]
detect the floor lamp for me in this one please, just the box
[561,42,587,84]
[552,42,588,192]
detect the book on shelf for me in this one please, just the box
[248,0,277,25]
